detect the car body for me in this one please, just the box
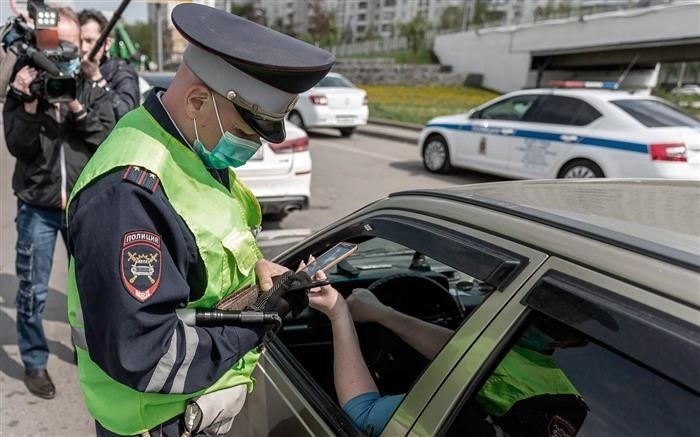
[673,84,700,96]
[232,179,700,436]
[139,72,311,220]
[287,72,369,138]
[419,88,700,180]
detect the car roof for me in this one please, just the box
[508,88,653,102]
[391,179,700,271]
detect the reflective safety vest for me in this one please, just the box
[476,345,581,417]
[67,106,263,435]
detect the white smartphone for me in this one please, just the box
[303,242,358,277]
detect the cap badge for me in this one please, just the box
[227,90,237,100]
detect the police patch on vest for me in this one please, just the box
[120,231,162,302]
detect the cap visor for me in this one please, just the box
[236,104,286,144]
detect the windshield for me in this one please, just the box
[317,75,355,88]
[612,99,700,128]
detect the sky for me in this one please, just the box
[1,0,151,24]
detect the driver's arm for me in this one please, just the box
[346,289,454,361]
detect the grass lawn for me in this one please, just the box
[361,85,500,125]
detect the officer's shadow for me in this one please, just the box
[0,273,75,381]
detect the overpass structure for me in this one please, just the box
[433,2,700,93]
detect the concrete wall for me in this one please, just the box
[433,2,700,92]
[333,59,465,86]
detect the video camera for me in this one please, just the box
[1,0,78,103]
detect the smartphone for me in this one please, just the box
[303,242,358,277]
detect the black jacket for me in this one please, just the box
[100,57,140,120]
[4,76,116,209]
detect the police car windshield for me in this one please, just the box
[612,99,700,128]
[317,76,354,88]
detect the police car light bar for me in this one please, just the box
[548,80,620,90]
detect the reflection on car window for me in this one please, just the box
[477,95,539,121]
[612,99,700,127]
[524,95,601,126]
[279,236,495,402]
[445,312,700,437]
[317,75,355,88]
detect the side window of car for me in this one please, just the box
[476,95,540,121]
[524,95,601,126]
[443,273,700,437]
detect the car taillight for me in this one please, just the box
[362,95,368,105]
[269,136,309,154]
[309,95,327,105]
[649,143,687,162]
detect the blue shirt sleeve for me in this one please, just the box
[67,169,264,395]
[342,392,405,437]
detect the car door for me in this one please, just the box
[410,257,700,436]
[466,94,541,174]
[233,206,547,436]
[508,95,602,178]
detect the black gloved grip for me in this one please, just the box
[250,271,312,318]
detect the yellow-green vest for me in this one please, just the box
[67,106,263,435]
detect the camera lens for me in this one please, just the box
[46,78,68,97]
[44,77,77,103]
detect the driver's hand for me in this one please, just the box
[346,288,389,323]
[306,268,347,321]
[255,259,289,292]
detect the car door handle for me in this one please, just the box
[560,134,579,143]
[500,128,515,135]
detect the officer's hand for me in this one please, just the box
[12,66,38,95]
[251,270,310,318]
[255,259,289,292]
[81,54,101,82]
[346,288,390,323]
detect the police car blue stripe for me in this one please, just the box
[427,123,648,154]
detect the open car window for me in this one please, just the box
[272,214,531,434]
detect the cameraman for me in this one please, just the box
[3,6,115,400]
[79,9,139,120]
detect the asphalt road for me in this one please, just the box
[0,121,501,435]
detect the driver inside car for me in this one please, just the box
[303,262,588,437]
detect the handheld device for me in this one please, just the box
[303,242,358,277]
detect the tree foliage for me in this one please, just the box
[399,14,427,53]
[123,21,153,61]
[440,5,463,31]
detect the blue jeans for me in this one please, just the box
[15,200,67,370]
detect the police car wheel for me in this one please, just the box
[558,159,604,179]
[423,136,452,174]
[287,111,305,130]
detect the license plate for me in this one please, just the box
[336,115,356,123]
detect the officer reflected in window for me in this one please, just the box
[78,9,139,120]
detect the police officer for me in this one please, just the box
[66,4,335,435]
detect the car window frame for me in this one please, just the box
[470,94,543,122]
[269,209,548,436]
[411,256,699,437]
[522,94,602,126]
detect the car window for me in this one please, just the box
[612,99,700,127]
[476,95,540,121]
[524,95,601,126]
[317,75,355,88]
[444,311,700,437]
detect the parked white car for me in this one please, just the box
[672,84,700,96]
[287,72,368,138]
[419,87,700,179]
[140,73,312,220]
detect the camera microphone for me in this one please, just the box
[18,42,61,76]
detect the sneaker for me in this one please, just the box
[24,369,56,399]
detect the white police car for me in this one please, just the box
[420,83,700,179]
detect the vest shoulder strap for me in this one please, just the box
[122,165,161,193]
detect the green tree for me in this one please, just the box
[399,14,427,53]
[124,21,153,61]
[440,5,463,31]
[307,0,338,47]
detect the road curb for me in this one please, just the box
[368,117,423,131]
